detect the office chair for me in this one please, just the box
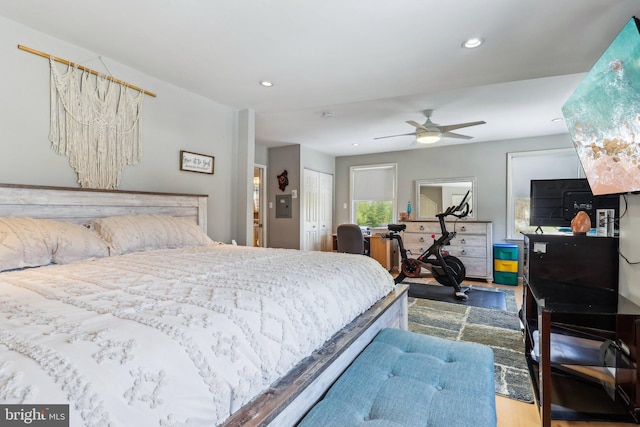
[336,224,368,255]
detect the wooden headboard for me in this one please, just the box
[0,184,209,233]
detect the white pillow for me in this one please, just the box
[0,217,54,271]
[92,215,214,255]
[44,220,110,264]
[0,217,110,272]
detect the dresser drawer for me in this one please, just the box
[404,244,429,256]
[451,222,490,235]
[400,249,488,278]
[459,257,488,278]
[403,233,486,248]
[494,271,518,285]
[403,222,441,234]
[403,233,437,247]
[494,243,519,260]
[403,221,489,235]
[451,235,486,247]
[494,259,518,273]
[404,244,486,260]
[447,245,487,258]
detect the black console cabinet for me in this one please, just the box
[524,233,619,290]
[522,233,640,427]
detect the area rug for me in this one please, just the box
[406,281,509,311]
[407,292,534,403]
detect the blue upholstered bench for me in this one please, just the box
[298,328,497,427]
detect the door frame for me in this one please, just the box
[254,164,267,247]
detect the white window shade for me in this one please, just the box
[507,148,584,239]
[511,150,582,199]
[352,166,395,201]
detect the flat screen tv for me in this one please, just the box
[530,178,619,228]
[562,16,640,196]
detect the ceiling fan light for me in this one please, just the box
[462,37,484,49]
[416,131,442,144]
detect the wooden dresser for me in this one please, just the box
[401,220,493,281]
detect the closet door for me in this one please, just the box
[303,169,333,251]
[303,169,319,251]
[318,172,333,252]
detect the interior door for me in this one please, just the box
[303,169,319,251]
[318,172,333,251]
[303,169,333,251]
[253,165,266,247]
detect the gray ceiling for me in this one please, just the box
[2,1,639,156]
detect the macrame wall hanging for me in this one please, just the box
[48,58,145,189]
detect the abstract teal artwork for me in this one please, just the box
[562,17,640,195]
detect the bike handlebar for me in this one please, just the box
[438,189,471,219]
[438,201,469,219]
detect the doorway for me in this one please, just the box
[253,164,266,247]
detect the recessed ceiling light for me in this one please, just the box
[259,80,273,87]
[551,117,564,122]
[322,111,334,118]
[462,38,484,49]
[352,143,359,147]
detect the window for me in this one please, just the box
[350,163,397,228]
[506,148,584,240]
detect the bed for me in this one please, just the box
[0,184,408,426]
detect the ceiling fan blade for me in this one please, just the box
[442,131,473,139]
[373,132,416,140]
[438,121,486,133]
[406,120,428,131]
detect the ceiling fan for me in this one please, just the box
[374,109,486,145]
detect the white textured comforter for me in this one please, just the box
[0,245,394,426]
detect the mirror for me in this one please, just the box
[415,177,476,219]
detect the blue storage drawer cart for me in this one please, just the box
[493,243,519,285]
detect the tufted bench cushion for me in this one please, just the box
[298,328,496,427]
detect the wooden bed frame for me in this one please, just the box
[0,183,208,232]
[0,183,408,426]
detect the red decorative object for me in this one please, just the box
[277,170,289,191]
[571,210,591,235]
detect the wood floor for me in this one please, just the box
[473,279,637,427]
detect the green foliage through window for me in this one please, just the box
[514,197,565,235]
[355,201,393,227]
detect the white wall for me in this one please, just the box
[235,109,255,246]
[335,133,575,243]
[0,16,238,243]
[255,144,269,166]
[268,145,301,248]
[265,144,335,249]
[618,194,640,305]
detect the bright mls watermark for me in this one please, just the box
[0,405,69,426]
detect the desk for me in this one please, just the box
[332,234,394,271]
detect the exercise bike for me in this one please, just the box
[383,191,471,300]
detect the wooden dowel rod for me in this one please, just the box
[18,44,157,98]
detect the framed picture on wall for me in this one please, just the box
[180,150,214,174]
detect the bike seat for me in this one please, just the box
[388,224,406,232]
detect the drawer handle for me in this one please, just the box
[460,239,466,244]
[461,249,467,255]
[419,237,425,242]
[460,226,466,232]
[419,225,424,231]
